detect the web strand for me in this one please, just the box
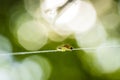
[0,46,120,55]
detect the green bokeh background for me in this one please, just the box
[0,0,120,80]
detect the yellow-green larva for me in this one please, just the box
[57,44,73,52]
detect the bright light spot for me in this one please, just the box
[55,1,97,33]
[48,30,68,42]
[67,1,96,33]
[50,24,73,36]
[41,0,97,35]
[18,63,35,80]
[0,35,12,52]
[52,0,80,35]
[43,9,57,22]
[43,0,68,9]
[22,60,42,80]
[0,69,12,80]
[91,0,113,16]
[17,20,48,50]
[75,21,107,52]
[22,56,51,80]
[10,63,22,80]
[55,0,80,24]
[0,52,13,67]
[95,40,120,73]
[41,0,68,23]
[0,55,51,80]
[0,35,13,66]
[24,0,41,18]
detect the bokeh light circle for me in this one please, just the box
[95,40,120,73]
[17,20,48,50]
[22,55,51,80]
[75,21,107,51]
[55,1,97,33]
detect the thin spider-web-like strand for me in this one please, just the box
[13,50,59,55]
[0,50,59,55]
[72,45,120,51]
[73,47,97,51]
[0,45,120,55]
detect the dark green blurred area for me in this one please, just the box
[0,0,120,80]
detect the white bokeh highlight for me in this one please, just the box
[41,0,97,35]
[0,56,51,80]
[24,0,41,18]
[17,20,48,50]
[95,40,120,73]
[0,35,13,66]
[55,1,97,33]
[22,56,51,80]
[48,30,68,42]
[75,21,107,51]
[0,35,12,52]
[0,69,12,80]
